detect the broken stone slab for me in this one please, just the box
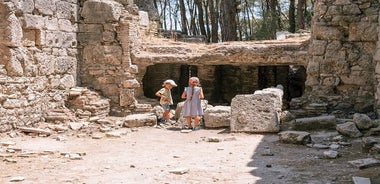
[124,113,157,127]
[203,106,231,128]
[336,122,363,138]
[352,177,371,184]
[207,137,222,142]
[293,115,336,130]
[18,127,51,136]
[348,158,380,169]
[231,87,283,133]
[278,131,311,145]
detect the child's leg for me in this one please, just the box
[163,110,170,120]
[185,116,192,127]
[194,116,200,127]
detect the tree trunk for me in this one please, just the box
[297,0,306,30]
[179,0,188,34]
[195,0,207,37]
[288,0,295,33]
[208,0,219,42]
[220,0,238,41]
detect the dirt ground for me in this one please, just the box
[1,124,380,184]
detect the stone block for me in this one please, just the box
[294,115,337,130]
[139,11,149,26]
[230,87,283,133]
[124,113,156,127]
[81,0,123,23]
[204,106,230,128]
[349,22,378,42]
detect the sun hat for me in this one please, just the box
[163,79,177,87]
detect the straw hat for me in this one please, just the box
[163,79,177,87]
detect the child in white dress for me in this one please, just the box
[181,77,205,130]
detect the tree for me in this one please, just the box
[220,0,239,41]
[179,0,189,34]
[297,0,306,30]
[288,0,295,33]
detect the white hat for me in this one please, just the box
[163,79,177,87]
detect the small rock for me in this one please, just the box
[323,150,339,159]
[10,176,25,182]
[169,168,189,175]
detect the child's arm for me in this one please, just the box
[181,88,187,99]
[156,89,167,101]
[199,88,205,99]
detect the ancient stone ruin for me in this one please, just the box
[0,0,380,136]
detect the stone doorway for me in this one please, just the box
[142,64,306,108]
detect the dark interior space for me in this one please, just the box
[142,64,306,108]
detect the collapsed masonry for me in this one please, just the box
[0,0,380,133]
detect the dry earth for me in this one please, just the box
[1,124,380,184]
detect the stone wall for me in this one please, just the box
[0,0,78,132]
[290,0,380,118]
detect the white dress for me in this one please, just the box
[182,86,204,116]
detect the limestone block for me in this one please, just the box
[120,89,136,107]
[60,75,76,89]
[313,26,343,40]
[35,53,55,75]
[83,45,122,65]
[62,33,77,48]
[204,106,230,128]
[58,19,75,32]
[12,0,34,14]
[336,121,363,137]
[22,14,45,29]
[349,22,378,41]
[7,49,25,76]
[230,87,283,133]
[343,4,361,14]
[124,113,156,127]
[44,17,59,31]
[4,13,22,47]
[56,1,74,19]
[81,0,123,23]
[35,0,56,16]
[139,11,149,26]
[55,56,76,74]
[293,115,336,130]
[122,79,140,88]
[311,40,327,56]
[278,131,311,145]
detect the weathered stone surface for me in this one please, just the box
[348,158,380,169]
[230,87,282,133]
[124,113,156,127]
[81,0,123,23]
[278,131,312,145]
[293,115,336,130]
[353,113,373,130]
[336,122,363,138]
[204,106,230,128]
